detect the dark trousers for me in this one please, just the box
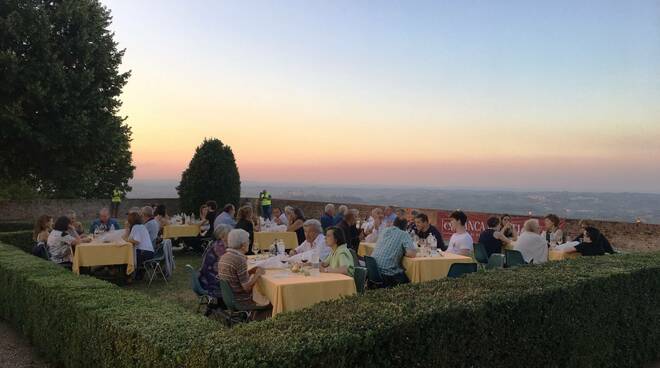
[261,205,272,220]
[136,249,155,280]
[382,272,409,288]
[111,202,120,218]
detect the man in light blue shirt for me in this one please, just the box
[141,206,160,244]
[214,204,237,229]
[371,217,416,287]
[89,208,121,234]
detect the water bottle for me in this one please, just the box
[277,239,285,256]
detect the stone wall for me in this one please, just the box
[2,197,659,252]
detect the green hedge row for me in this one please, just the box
[0,230,33,253]
[1,240,659,368]
[0,222,33,232]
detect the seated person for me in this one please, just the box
[446,211,474,256]
[371,217,416,287]
[47,216,88,269]
[414,213,447,251]
[290,219,331,260]
[199,224,232,299]
[333,205,348,226]
[364,208,386,243]
[66,210,84,235]
[573,220,616,254]
[272,207,288,226]
[218,229,270,320]
[142,206,160,245]
[123,212,155,280]
[478,217,511,257]
[500,214,518,241]
[214,204,237,229]
[320,203,336,231]
[287,207,306,245]
[383,206,397,226]
[336,212,360,251]
[407,210,420,233]
[89,207,121,234]
[320,226,355,276]
[154,204,170,230]
[541,214,564,247]
[33,215,53,244]
[235,206,255,255]
[199,204,210,236]
[563,227,606,256]
[514,219,548,263]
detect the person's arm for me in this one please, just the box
[287,219,303,232]
[241,267,264,292]
[494,231,511,245]
[404,236,417,258]
[563,246,578,253]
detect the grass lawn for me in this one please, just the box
[126,250,204,313]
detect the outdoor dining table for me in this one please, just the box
[248,258,356,316]
[503,243,580,261]
[253,231,299,251]
[357,242,376,257]
[71,241,134,275]
[162,224,200,239]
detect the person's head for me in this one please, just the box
[222,203,235,216]
[350,208,360,217]
[411,209,420,218]
[237,206,253,221]
[583,227,599,243]
[141,206,154,221]
[393,217,408,231]
[214,224,233,243]
[337,205,348,216]
[99,207,110,223]
[206,200,218,212]
[384,206,394,216]
[343,212,356,225]
[487,216,501,229]
[273,207,282,218]
[578,219,593,230]
[126,212,142,229]
[449,210,468,231]
[284,206,294,216]
[303,219,322,242]
[414,213,431,232]
[544,214,560,230]
[53,216,72,232]
[154,204,167,217]
[501,214,512,226]
[66,210,77,222]
[324,203,336,216]
[523,219,540,234]
[127,207,141,216]
[293,207,305,222]
[395,208,406,219]
[33,215,53,239]
[227,229,250,253]
[372,208,384,220]
[325,226,347,247]
[199,204,208,214]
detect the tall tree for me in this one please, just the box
[0,0,134,198]
[177,139,241,214]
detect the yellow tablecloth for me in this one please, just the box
[162,224,200,239]
[254,232,299,250]
[357,242,376,257]
[504,243,580,262]
[254,269,356,316]
[72,242,134,275]
[402,254,474,283]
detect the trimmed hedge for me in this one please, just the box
[1,241,659,368]
[0,222,33,232]
[0,230,33,253]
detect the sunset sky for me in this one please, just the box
[102,0,660,193]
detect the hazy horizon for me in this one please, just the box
[104,0,660,193]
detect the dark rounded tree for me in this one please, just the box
[0,0,134,199]
[177,138,241,214]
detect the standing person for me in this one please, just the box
[514,219,548,263]
[320,204,336,231]
[478,217,511,258]
[542,214,564,247]
[33,215,53,243]
[446,211,474,256]
[123,212,154,280]
[235,206,255,255]
[413,213,446,250]
[259,190,272,220]
[371,217,416,287]
[500,214,518,241]
[89,208,121,234]
[111,188,122,219]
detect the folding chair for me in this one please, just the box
[505,249,527,268]
[143,246,167,286]
[364,256,384,289]
[218,280,271,327]
[473,243,489,269]
[447,263,478,278]
[353,267,368,294]
[486,254,505,270]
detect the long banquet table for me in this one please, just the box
[72,241,134,275]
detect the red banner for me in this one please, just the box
[434,210,563,241]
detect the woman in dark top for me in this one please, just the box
[564,227,605,256]
[337,212,360,251]
[572,220,615,254]
[205,200,219,230]
[235,205,255,255]
[478,217,511,257]
[500,214,518,241]
[288,207,306,245]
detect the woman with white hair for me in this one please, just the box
[218,229,269,318]
[290,219,331,260]
[199,224,232,298]
[513,219,548,264]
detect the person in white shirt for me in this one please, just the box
[514,219,548,264]
[364,208,386,243]
[446,210,473,256]
[124,212,155,280]
[272,207,288,226]
[290,219,331,260]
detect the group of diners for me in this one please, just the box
[32,205,170,280]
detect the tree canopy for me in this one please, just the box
[177,138,241,214]
[0,0,134,199]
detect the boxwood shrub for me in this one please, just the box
[1,241,659,368]
[0,222,33,232]
[0,230,33,253]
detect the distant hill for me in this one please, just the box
[127,180,660,224]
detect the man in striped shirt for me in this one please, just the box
[371,217,417,287]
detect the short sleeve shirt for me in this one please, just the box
[371,227,415,276]
[447,232,474,254]
[129,224,154,252]
[144,219,160,244]
[218,249,252,303]
[47,230,75,264]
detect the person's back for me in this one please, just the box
[371,226,411,276]
[515,231,548,264]
[320,213,334,230]
[478,228,503,258]
[218,249,252,303]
